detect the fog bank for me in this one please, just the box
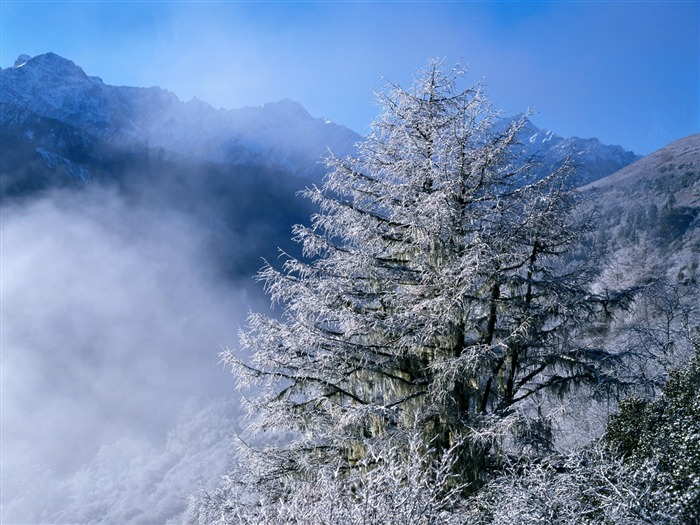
[1,186,260,523]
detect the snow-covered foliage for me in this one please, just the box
[190,429,469,525]
[191,60,642,521]
[467,445,683,525]
[604,330,700,523]
[468,332,700,525]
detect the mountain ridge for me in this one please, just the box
[517,115,642,185]
[582,133,700,195]
[1,52,360,180]
[2,52,639,186]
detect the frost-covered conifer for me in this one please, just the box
[192,60,634,522]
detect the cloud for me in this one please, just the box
[1,185,257,523]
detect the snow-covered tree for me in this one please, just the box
[193,60,636,521]
[592,235,699,388]
[190,429,470,525]
[604,328,700,523]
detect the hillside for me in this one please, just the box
[582,133,700,284]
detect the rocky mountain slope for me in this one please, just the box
[517,115,641,185]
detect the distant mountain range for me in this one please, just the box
[1,53,639,196]
[1,53,360,182]
[1,52,695,282]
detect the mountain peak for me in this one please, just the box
[29,52,85,71]
[14,54,32,67]
[9,52,90,83]
[260,98,311,119]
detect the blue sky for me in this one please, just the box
[1,1,698,155]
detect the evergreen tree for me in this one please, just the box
[605,329,700,523]
[195,60,634,522]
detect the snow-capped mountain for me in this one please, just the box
[2,53,640,191]
[516,115,641,185]
[1,53,360,179]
